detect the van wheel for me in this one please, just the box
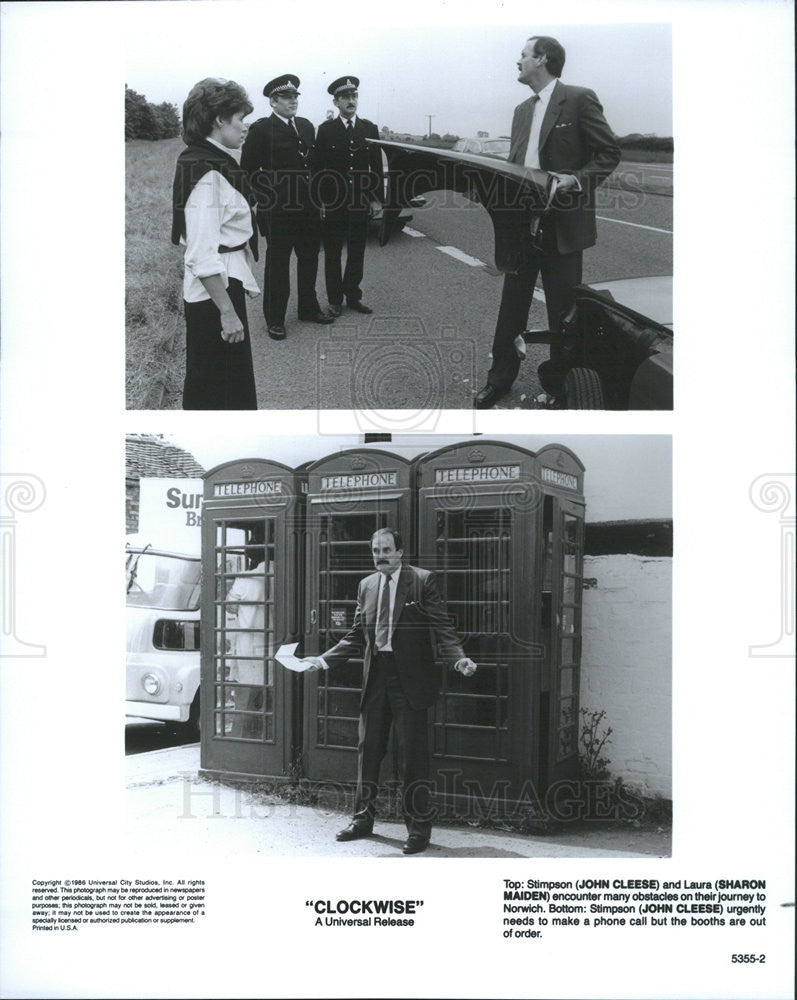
[183,692,201,742]
[564,367,605,409]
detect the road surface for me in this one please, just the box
[166,162,672,412]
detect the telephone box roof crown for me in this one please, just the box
[264,74,300,97]
[328,76,359,96]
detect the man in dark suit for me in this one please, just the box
[474,36,621,408]
[241,74,334,339]
[306,528,476,855]
[311,76,383,315]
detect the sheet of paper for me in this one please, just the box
[275,642,309,672]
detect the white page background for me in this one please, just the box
[0,1,794,998]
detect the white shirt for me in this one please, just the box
[523,77,558,169]
[375,568,401,651]
[318,566,400,669]
[181,146,260,304]
[338,114,357,128]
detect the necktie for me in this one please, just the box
[290,117,306,160]
[375,575,391,649]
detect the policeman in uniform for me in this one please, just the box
[241,74,334,339]
[311,76,383,316]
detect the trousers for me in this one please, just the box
[487,224,583,390]
[353,653,433,839]
[262,211,322,324]
[322,210,369,305]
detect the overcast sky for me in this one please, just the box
[125,7,671,138]
[161,432,672,521]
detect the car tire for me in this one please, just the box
[564,367,605,409]
[182,691,201,742]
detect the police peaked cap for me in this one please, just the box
[264,74,300,97]
[328,76,360,96]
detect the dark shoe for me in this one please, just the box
[473,384,509,409]
[346,300,373,314]
[268,324,286,340]
[327,304,343,317]
[336,822,373,842]
[298,309,335,324]
[402,835,429,855]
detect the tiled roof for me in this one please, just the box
[125,434,205,480]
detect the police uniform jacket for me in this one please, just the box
[241,113,318,232]
[311,116,383,216]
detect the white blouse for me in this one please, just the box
[181,169,260,304]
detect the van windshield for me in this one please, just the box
[126,551,201,610]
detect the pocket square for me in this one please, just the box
[555,122,573,128]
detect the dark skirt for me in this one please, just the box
[182,277,257,410]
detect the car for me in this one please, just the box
[126,540,202,737]
[368,138,673,409]
[526,275,673,409]
[452,137,511,160]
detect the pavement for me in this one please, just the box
[126,744,671,859]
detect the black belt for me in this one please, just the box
[219,242,247,253]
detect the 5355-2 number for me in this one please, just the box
[731,954,766,964]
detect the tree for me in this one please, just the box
[125,86,181,140]
[153,101,181,139]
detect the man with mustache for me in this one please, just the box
[311,76,383,316]
[306,527,477,855]
[474,35,621,408]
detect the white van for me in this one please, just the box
[126,540,202,737]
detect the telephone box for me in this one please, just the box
[302,449,414,783]
[415,440,586,809]
[200,459,305,779]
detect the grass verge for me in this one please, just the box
[126,138,186,409]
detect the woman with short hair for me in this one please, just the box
[171,78,259,409]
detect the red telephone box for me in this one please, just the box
[301,449,414,784]
[415,440,586,810]
[199,459,305,780]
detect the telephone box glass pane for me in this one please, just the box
[212,519,276,743]
[314,510,389,749]
[556,509,584,762]
[431,506,512,763]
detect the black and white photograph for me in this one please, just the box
[124,433,672,860]
[124,18,673,412]
[0,1,795,999]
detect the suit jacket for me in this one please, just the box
[508,80,621,254]
[240,113,318,232]
[322,564,464,710]
[311,116,383,215]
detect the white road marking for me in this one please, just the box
[597,216,672,234]
[409,225,547,300]
[436,245,488,267]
